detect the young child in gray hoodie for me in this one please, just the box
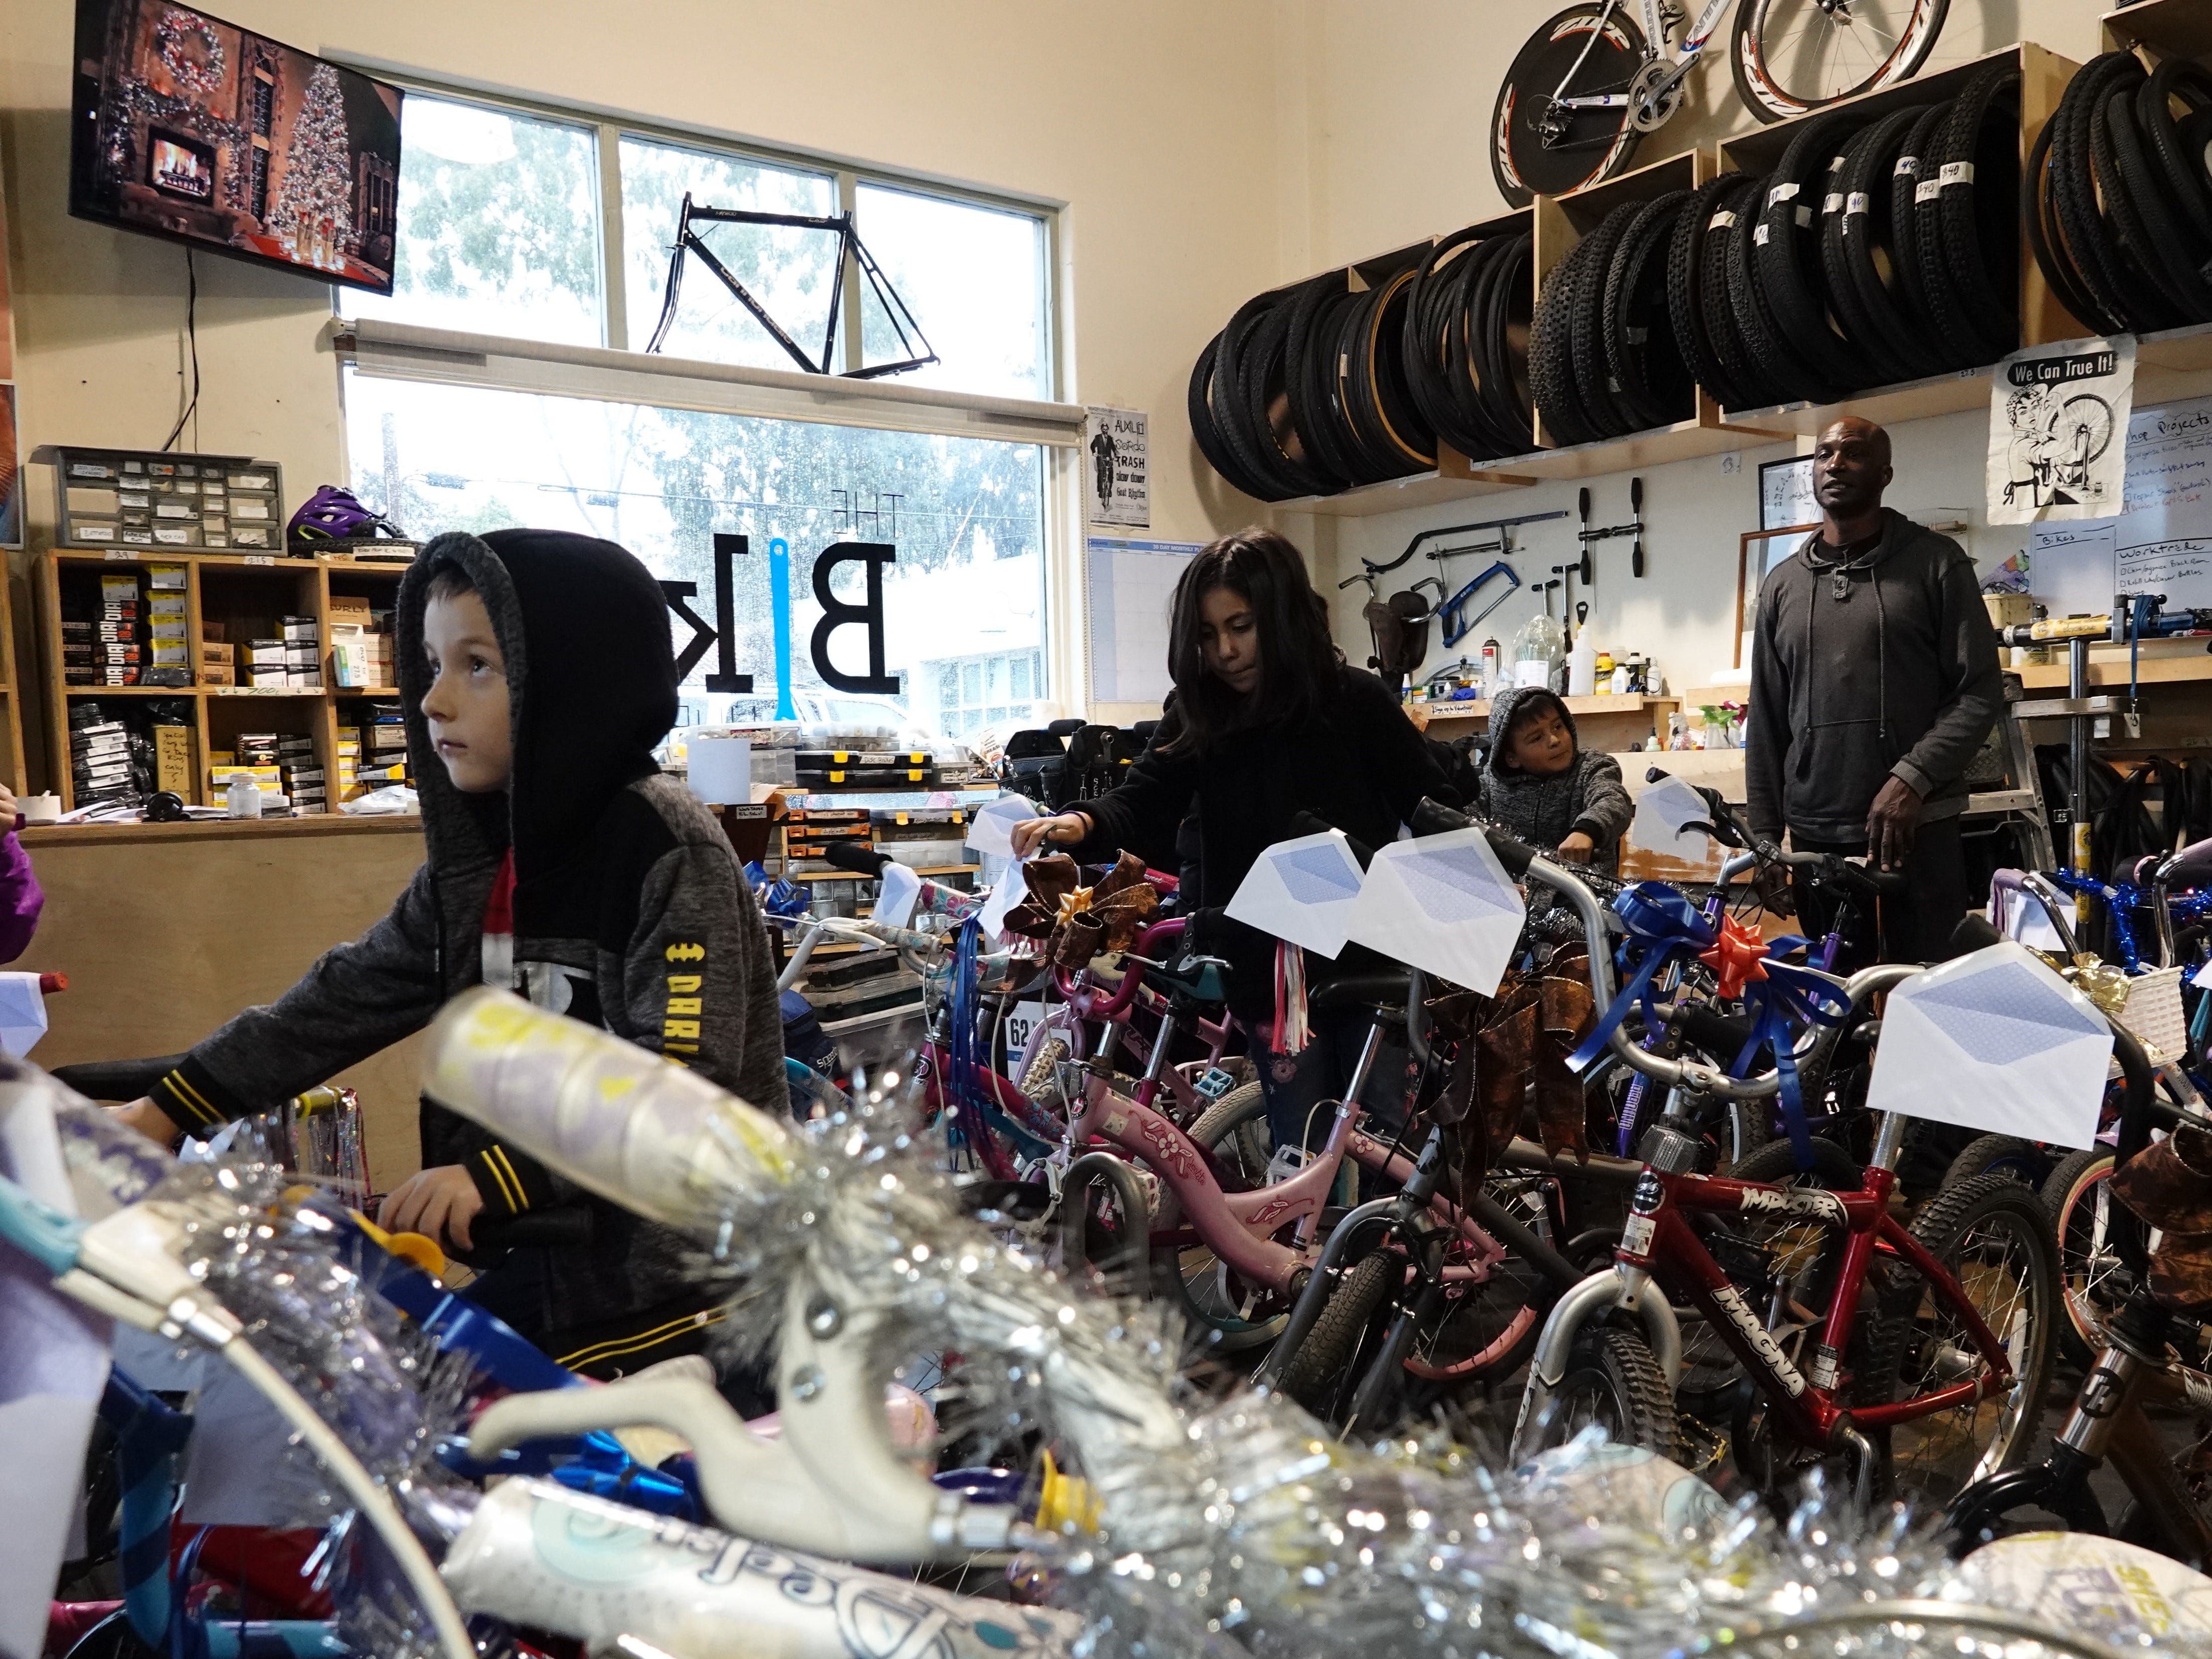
[1471,685,1634,874]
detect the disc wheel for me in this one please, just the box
[1731,0,1950,124]
[1166,1083,1290,1353]
[1492,5,1650,207]
[1859,1175,2060,1509]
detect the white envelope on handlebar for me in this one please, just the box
[1226,829,1364,958]
[1631,775,1717,862]
[1863,941,2111,1150]
[964,793,1037,857]
[1344,827,1526,997]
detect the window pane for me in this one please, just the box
[345,371,1046,740]
[619,136,837,367]
[855,184,1047,399]
[346,95,602,346]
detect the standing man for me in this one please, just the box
[1745,416,2002,963]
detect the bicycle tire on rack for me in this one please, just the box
[2104,81,2212,323]
[1603,188,1697,432]
[1753,108,1878,393]
[2137,57,2212,268]
[1490,4,1648,208]
[1188,336,1277,501]
[1530,248,1601,447]
[1668,172,1752,412]
[1696,175,1789,411]
[1914,62,2022,368]
[1887,104,1952,364]
[1729,170,1845,406]
[1824,104,1946,386]
[1473,232,1539,454]
[1238,292,1341,498]
[1567,201,1649,440]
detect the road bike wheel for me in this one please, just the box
[1525,1325,1678,1459]
[2044,1146,2128,1368]
[1279,1248,1400,1417]
[1730,0,1949,125]
[1859,1175,2060,1510]
[1491,4,1649,208]
[1167,1083,1289,1353]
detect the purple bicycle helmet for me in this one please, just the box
[288,486,406,547]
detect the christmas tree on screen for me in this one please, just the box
[273,62,354,263]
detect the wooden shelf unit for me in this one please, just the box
[36,549,409,813]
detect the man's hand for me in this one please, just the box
[378,1165,486,1253]
[110,1096,182,1147]
[1009,811,1091,860]
[1555,831,1595,864]
[1868,775,1925,871]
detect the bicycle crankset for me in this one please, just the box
[1628,60,1687,134]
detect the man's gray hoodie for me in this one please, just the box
[1745,508,2002,845]
[150,529,785,1346]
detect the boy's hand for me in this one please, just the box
[110,1096,182,1147]
[379,1164,485,1252]
[1009,811,1091,859]
[1556,831,1595,864]
[0,781,18,823]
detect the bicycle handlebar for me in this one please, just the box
[1988,868,2084,959]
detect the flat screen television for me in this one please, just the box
[70,1,404,294]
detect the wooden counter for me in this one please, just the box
[1408,693,1683,751]
[23,813,428,1190]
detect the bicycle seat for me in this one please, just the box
[53,1054,188,1101]
[1148,953,1229,1003]
[1308,972,1410,1023]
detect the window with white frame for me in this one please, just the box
[339,84,1063,738]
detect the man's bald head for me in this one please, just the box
[1813,416,1894,537]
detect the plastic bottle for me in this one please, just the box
[1567,635,1599,697]
[225,774,263,820]
[1480,637,1501,699]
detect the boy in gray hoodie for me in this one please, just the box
[114,529,785,1377]
[1472,685,1634,874]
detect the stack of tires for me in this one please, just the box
[2030,50,2212,337]
[1188,225,1534,501]
[1548,59,2025,433]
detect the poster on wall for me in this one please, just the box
[1988,336,2137,526]
[0,384,18,550]
[1759,455,1817,532]
[1084,406,1149,528]
[2029,392,2212,615]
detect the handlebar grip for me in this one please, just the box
[1409,795,1537,876]
[1949,913,2005,955]
[467,1206,595,1255]
[1987,868,2031,895]
[2163,835,2212,891]
[823,841,893,875]
[1288,808,1375,869]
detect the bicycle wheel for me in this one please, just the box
[1731,0,1949,124]
[1279,1247,1399,1416]
[2044,1146,2128,1367]
[1860,1175,2059,1509]
[1524,1325,1678,1458]
[1167,1083,1289,1353]
[1942,1133,2055,1192]
[2064,394,2116,465]
[1401,1182,1559,1402]
[1491,4,1649,207]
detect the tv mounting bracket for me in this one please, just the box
[644,192,939,379]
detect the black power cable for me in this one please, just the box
[161,248,200,452]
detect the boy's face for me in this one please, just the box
[421,589,513,793]
[1507,704,1575,776]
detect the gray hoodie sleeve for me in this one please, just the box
[1568,752,1634,848]
[1744,575,1791,843]
[154,864,446,1134]
[1890,553,2003,803]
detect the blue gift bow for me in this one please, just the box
[1567,883,1850,1170]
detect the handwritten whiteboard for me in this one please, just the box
[2032,395,2212,612]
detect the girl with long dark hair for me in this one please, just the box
[1010,527,1459,1154]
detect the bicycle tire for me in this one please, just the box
[2086,72,2191,334]
[1668,172,1750,410]
[1279,1247,1399,1414]
[1603,188,1697,431]
[1361,268,1437,471]
[1169,1083,1289,1353]
[1403,229,1494,459]
[1695,175,1789,410]
[2053,53,2175,335]
[1283,275,1364,488]
[1858,1174,2060,1510]
[1567,201,1648,439]
[2043,1145,2123,1370]
[2106,82,2212,323]
[1916,63,2023,366]
[1826,104,1946,385]
[1729,170,1845,405]
[1188,334,1273,500]
[1301,288,1372,486]
[2137,58,2212,264]
[1473,232,1539,454]
[1530,245,1601,446]
[1524,1324,1678,1459]
[1885,104,1953,365]
[1209,295,1304,498]
[1753,108,1877,392]
[1237,299,1339,499]
[1731,0,1951,126]
[1941,1133,2052,1192]
[1491,4,1648,207]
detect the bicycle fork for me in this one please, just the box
[1509,1257,1683,1461]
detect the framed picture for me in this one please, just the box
[1759,455,1816,531]
[1736,522,1818,667]
[0,384,19,551]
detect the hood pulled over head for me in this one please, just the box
[396,529,677,882]
[1483,684,1578,777]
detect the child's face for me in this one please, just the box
[1198,583,1262,695]
[421,589,513,793]
[1507,704,1575,775]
